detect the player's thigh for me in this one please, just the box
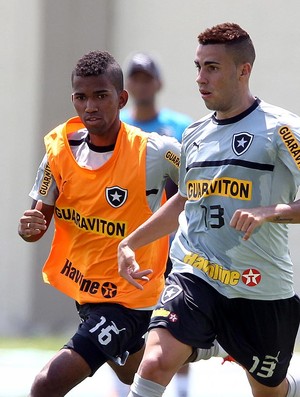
[218,295,300,387]
[107,345,145,385]
[246,371,288,397]
[138,328,192,386]
[31,348,90,395]
[73,303,151,375]
[150,273,217,349]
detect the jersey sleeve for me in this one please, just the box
[29,154,58,205]
[276,120,300,186]
[146,132,180,185]
[178,143,187,197]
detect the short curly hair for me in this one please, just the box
[71,50,124,92]
[198,22,255,66]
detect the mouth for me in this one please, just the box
[199,89,212,99]
[84,116,102,125]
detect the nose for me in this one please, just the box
[196,69,207,85]
[86,98,98,112]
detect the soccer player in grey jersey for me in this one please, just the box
[118,23,300,397]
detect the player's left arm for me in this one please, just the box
[230,199,300,241]
[232,122,300,240]
[118,192,186,288]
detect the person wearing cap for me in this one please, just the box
[121,52,193,203]
[121,52,193,143]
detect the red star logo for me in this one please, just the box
[242,268,261,287]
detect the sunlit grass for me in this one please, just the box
[1,336,299,353]
[0,336,67,350]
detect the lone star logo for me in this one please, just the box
[105,186,128,208]
[236,137,248,147]
[111,191,122,201]
[242,268,261,287]
[232,132,253,156]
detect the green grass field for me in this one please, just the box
[0,336,67,350]
[1,336,299,352]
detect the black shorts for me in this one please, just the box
[64,302,151,376]
[149,272,300,387]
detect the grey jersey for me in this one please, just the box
[170,99,300,300]
[30,128,180,213]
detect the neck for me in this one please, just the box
[216,93,256,120]
[88,120,121,146]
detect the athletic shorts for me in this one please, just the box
[149,272,300,387]
[64,302,151,376]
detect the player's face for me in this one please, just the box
[126,72,161,106]
[72,74,128,145]
[195,44,244,119]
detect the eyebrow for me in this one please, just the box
[194,60,221,66]
[72,89,110,95]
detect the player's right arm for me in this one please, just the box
[18,154,57,242]
[118,192,186,289]
[18,200,54,242]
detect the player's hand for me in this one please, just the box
[118,241,153,290]
[230,207,266,241]
[18,200,47,238]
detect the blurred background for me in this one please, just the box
[1,0,300,395]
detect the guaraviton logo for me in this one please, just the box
[39,162,52,196]
[165,150,180,168]
[187,178,252,201]
[278,126,300,170]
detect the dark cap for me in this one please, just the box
[126,53,161,80]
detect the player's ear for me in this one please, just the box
[119,89,129,109]
[239,63,252,79]
[156,79,162,92]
